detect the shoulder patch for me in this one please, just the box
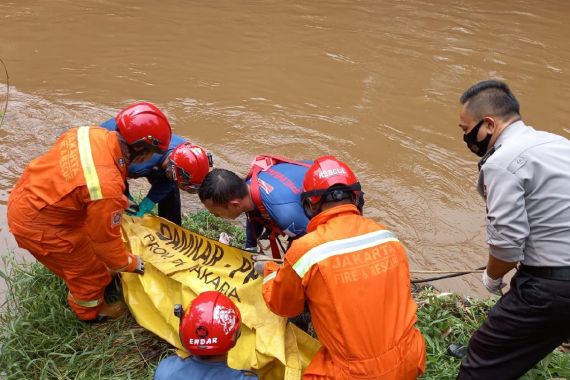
[507,156,527,173]
[111,210,123,227]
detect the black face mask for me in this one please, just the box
[463,119,492,157]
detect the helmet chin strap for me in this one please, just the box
[303,200,317,219]
[165,159,175,181]
[161,152,173,170]
[357,192,365,215]
[117,135,151,165]
[303,191,361,219]
[118,137,132,166]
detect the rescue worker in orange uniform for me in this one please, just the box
[7,102,172,322]
[257,156,426,379]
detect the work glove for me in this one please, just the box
[482,269,505,295]
[125,198,139,216]
[253,260,267,276]
[135,197,156,217]
[133,256,145,275]
[219,232,231,245]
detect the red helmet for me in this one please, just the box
[301,155,361,208]
[168,142,213,192]
[178,291,241,356]
[115,102,172,153]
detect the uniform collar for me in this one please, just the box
[307,204,360,232]
[494,119,525,147]
[477,119,525,170]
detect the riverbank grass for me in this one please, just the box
[1,212,569,379]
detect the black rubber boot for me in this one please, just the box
[447,343,468,359]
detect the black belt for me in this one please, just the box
[519,264,570,281]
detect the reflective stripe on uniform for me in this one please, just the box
[263,271,277,285]
[77,126,103,200]
[112,255,133,272]
[292,230,399,279]
[68,291,101,308]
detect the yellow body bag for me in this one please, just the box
[121,215,320,379]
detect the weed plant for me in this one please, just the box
[416,288,570,379]
[131,192,246,248]
[0,257,169,380]
[182,210,245,247]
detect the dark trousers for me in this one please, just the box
[157,188,182,226]
[457,271,570,379]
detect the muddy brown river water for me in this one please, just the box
[1,0,569,296]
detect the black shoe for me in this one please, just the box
[447,343,468,359]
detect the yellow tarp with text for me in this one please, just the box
[120,215,320,380]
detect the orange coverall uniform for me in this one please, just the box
[7,126,138,320]
[262,204,426,379]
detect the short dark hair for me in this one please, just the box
[198,168,248,206]
[460,80,520,121]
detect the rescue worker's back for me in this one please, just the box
[261,156,426,379]
[9,127,130,256]
[263,205,425,379]
[8,126,142,320]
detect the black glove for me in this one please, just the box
[126,199,139,216]
[133,256,145,275]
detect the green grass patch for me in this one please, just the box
[0,257,171,380]
[182,210,245,248]
[0,211,244,380]
[416,288,570,379]
[130,190,245,248]
[1,213,568,379]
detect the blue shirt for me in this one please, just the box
[154,355,258,380]
[100,118,185,203]
[245,162,310,248]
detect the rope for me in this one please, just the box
[246,235,487,284]
[411,269,484,274]
[252,256,283,263]
[276,236,287,257]
[248,256,485,280]
[411,266,487,284]
[0,57,9,129]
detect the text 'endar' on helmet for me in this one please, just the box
[179,291,241,356]
[301,155,361,206]
[115,102,172,153]
[169,142,213,192]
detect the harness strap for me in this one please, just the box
[269,230,281,259]
[246,155,310,259]
[249,164,270,220]
[247,214,283,259]
[247,155,310,216]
